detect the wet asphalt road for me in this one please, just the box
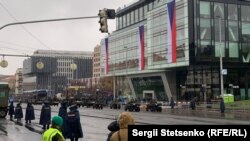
[0,105,249,141]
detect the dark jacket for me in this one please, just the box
[65,106,83,139]
[14,104,23,119]
[8,102,15,116]
[39,104,51,125]
[107,120,119,141]
[169,97,175,109]
[58,103,67,138]
[25,103,35,120]
[220,99,225,113]
[190,98,196,110]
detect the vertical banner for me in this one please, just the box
[167,0,176,63]
[138,25,145,70]
[105,38,109,74]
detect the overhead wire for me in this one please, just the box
[0,1,53,50]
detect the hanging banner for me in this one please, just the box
[138,25,145,70]
[167,0,176,63]
[105,38,109,74]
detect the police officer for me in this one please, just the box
[14,103,23,122]
[40,101,51,130]
[8,101,15,120]
[190,97,196,110]
[65,104,83,141]
[220,97,225,113]
[25,102,35,124]
[58,100,68,138]
[170,97,175,109]
[42,115,65,141]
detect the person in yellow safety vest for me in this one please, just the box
[42,116,65,141]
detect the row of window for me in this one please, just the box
[116,0,163,30]
[197,2,250,60]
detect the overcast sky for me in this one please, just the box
[0,0,136,75]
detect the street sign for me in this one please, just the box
[222,69,227,75]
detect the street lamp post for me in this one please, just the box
[124,46,128,99]
[218,16,224,98]
[70,60,77,96]
[124,46,128,75]
[110,58,116,100]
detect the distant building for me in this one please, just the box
[23,50,93,94]
[93,45,101,78]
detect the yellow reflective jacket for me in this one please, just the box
[42,128,65,141]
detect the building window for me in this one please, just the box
[241,5,250,22]
[148,2,153,11]
[228,4,238,20]
[119,16,122,29]
[229,43,239,58]
[123,15,127,27]
[127,13,130,26]
[131,10,134,24]
[228,21,238,42]
[144,4,148,19]
[200,1,210,18]
[139,6,144,21]
[214,3,224,19]
[135,9,139,23]
[200,18,211,40]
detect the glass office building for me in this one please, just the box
[100,0,250,102]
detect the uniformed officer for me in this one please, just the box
[58,100,68,138]
[25,102,35,124]
[170,97,175,109]
[40,101,51,130]
[65,104,83,141]
[8,101,15,120]
[14,103,23,122]
[42,115,65,141]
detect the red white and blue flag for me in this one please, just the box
[105,38,109,74]
[167,0,176,63]
[138,25,145,70]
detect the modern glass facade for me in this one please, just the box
[181,0,250,101]
[101,0,250,101]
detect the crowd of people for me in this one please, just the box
[8,99,136,141]
[8,100,84,141]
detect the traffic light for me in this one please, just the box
[98,9,108,33]
[106,9,115,19]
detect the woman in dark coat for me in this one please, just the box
[39,101,51,130]
[25,103,35,124]
[8,102,15,120]
[65,104,83,141]
[58,101,68,138]
[14,103,23,122]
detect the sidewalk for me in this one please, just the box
[162,106,250,121]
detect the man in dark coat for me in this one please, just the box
[170,97,175,109]
[190,97,196,110]
[220,98,225,113]
[14,103,23,122]
[39,101,51,130]
[58,100,68,138]
[65,104,83,141]
[25,102,35,124]
[8,101,15,120]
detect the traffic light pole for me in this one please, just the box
[0,16,99,30]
